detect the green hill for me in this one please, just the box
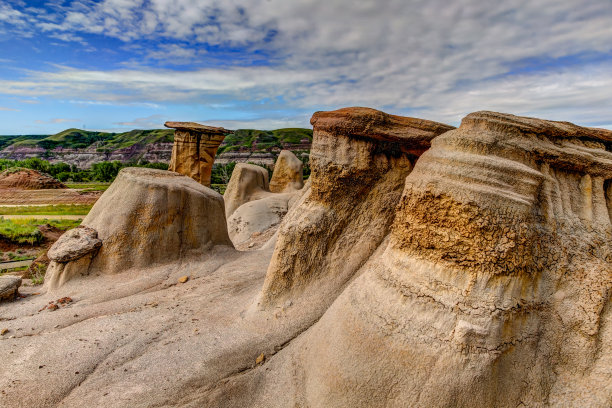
[0,127,311,153]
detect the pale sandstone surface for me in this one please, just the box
[223,163,270,218]
[209,111,611,407]
[165,121,232,187]
[0,110,610,407]
[269,150,304,193]
[44,167,232,291]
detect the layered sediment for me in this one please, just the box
[166,121,233,186]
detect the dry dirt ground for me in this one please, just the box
[0,189,101,205]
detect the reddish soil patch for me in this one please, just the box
[0,169,66,190]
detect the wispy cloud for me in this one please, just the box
[0,0,611,129]
[0,106,20,111]
[34,118,80,124]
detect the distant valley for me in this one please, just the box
[0,127,312,169]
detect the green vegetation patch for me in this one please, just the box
[0,217,81,245]
[0,204,93,216]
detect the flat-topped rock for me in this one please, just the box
[0,275,21,301]
[166,121,234,186]
[310,107,455,153]
[164,121,233,135]
[47,226,102,263]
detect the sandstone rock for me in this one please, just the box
[44,168,233,290]
[259,111,612,407]
[0,275,21,301]
[224,163,270,218]
[47,226,102,263]
[227,193,295,245]
[0,168,66,189]
[269,150,303,193]
[165,121,233,187]
[257,107,454,312]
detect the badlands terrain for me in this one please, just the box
[0,107,611,407]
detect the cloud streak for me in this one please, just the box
[0,0,611,129]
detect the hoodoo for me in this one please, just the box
[165,121,233,186]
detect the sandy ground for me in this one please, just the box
[0,189,101,205]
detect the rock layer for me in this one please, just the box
[166,121,233,186]
[257,107,454,314]
[269,150,304,193]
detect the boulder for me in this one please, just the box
[47,226,102,263]
[224,163,270,218]
[165,121,233,187]
[0,275,21,301]
[269,150,303,193]
[44,167,233,290]
[256,107,454,313]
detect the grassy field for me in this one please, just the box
[0,204,93,216]
[0,217,81,245]
[65,182,111,192]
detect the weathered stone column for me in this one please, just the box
[165,121,233,186]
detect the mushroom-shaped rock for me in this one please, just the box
[45,168,233,290]
[0,275,21,301]
[165,121,233,187]
[47,226,102,263]
[269,150,304,193]
[224,163,270,218]
[257,107,454,311]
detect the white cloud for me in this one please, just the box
[0,106,20,111]
[0,0,611,128]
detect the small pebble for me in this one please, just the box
[178,276,189,283]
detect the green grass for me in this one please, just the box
[0,217,81,245]
[0,204,93,216]
[210,184,227,195]
[65,182,111,192]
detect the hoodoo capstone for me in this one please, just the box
[165,121,233,186]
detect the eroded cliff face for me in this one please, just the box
[257,107,455,317]
[247,111,611,407]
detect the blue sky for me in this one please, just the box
[0,0,611,134]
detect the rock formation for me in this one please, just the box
[269,150,304,193]
[165,121,233,186]
[236,111,612,407]
[224,163,270,218]
[0,168,66,189]
[257,107,454,314]
[44,226,102,290]
[1,108,611,408]
[0,275,21,301]
[44,167,233,289]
